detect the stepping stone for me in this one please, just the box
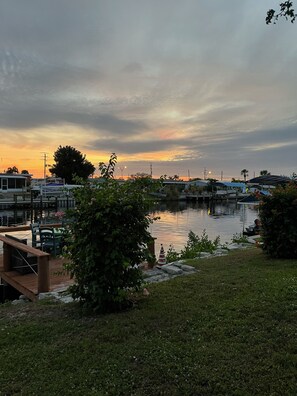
[161,265,183,275]
[180,264,196,272]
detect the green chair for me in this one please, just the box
[30,222,41,249]
[39,227,62,256]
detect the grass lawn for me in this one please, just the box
[0,248,297,395]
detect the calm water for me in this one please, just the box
[0,201,259,255]
[149,201,259,253]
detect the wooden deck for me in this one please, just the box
[0,255,73,301]
[0,230,74,301]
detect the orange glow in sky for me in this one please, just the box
[0,2,296,180]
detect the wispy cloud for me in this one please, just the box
[0,0,296,177]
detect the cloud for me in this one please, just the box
[0,0,296,178]
[89,137,185,154]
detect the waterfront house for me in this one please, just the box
[0,173,29,194]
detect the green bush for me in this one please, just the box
[180,230,220,259]
[165,244,180,263]
[165,230,220,262]
[259,182,297,258]
[64,154,154,313]
[232,233,249,244]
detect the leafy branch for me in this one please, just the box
[98,153,117,179]
[266,1,296,24]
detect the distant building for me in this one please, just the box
[213,181,247,194]
[248,175,291,186]
[0,173,29,194]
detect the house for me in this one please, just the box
[0,173,29,194]
[212,181,248,198]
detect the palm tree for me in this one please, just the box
[260,170,271,176]
[241,169,249,182]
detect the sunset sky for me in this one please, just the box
[0,1,296,180]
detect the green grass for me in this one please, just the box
[1,248,297,395]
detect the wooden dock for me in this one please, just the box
[0,195,75,210]
[0,232,73,301]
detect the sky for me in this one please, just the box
[0,0,296,180]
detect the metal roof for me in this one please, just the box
[214,181,246,188]
[248,175,291,186]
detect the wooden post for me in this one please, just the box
[40,195,43,217]
[147,237,156,257]
[38,255,50,293]
[30,189,34,222]
[3,242,13,271]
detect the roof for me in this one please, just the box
[214,181,246,188]
[0,173,28,179]
[248,175,291,186]
[186,180,209,187]
[162,180,187,185]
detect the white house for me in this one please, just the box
[0,173,29,193]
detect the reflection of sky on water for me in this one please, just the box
[149,201,259,253]
[0,203,259,257]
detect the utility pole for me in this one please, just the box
[221,171,223,181]
[150,163,153,178]
[119,166,127,179]
[41,152,48,183]
[188,169,191,180]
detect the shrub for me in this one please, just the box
[232,233,249,244]
[259,182,297,259]
[165,244,180,263]
[180,230,220,259]
[166,230,220,261]
[64,154,155,313]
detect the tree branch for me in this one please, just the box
[266,1,296,24]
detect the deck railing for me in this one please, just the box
[0,235,50,293]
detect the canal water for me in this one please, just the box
[149,201,259,253]
[0,201,259,255]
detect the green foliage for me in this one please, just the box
[259,182,297,258]
[166,230,220,262]
[1,250,297,395]
[266,1,296,24]
[64,154,153,313]
[165,244,180,263]
[180,230,220,259]
[232,233,249,244]
[129,173,161,193]
[50,145,95,184]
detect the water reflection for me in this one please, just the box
[149,201,259,253]
[0,201,259,256]
[0,208,58,227]
[0,210,30,227]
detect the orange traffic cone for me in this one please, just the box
[158,244,166,266]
